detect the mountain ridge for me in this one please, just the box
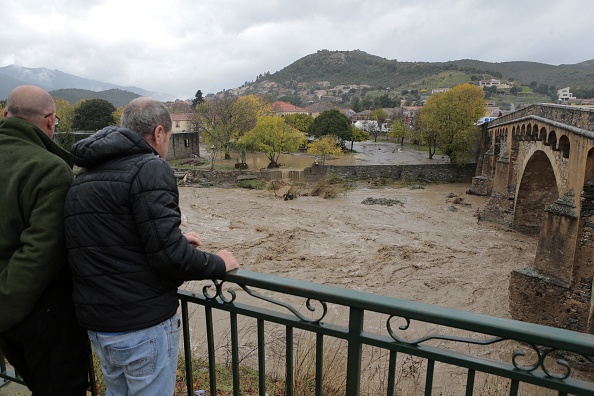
[2,50,594,105]
[0,64,171,101]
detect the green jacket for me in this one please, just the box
[0,117,74,332]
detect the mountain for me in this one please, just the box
[249,49,594,97]
[49,88,141,107]
[0,64,171,102]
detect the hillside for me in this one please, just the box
[0,64,170,101]
[50,88,140,107]
[261,50,594,91]
[237,50,594,109]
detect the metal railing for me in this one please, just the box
[178,269,594,396]
[3,269,594,395]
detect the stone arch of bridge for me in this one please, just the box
[514,149,560,234]
[476,104,594,333]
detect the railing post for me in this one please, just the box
[346,307,364,396]
[181,300,193,396]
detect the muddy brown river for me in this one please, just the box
[173,142,564,395]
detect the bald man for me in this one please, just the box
[0,85,90,395]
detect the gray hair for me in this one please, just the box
[120,97,172,136]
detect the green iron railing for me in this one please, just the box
[2,269,594,395]
[178,269,594,396]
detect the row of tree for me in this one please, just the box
[194,83,485,168]
[0,97,120,132]
[0,84,487,168]
[192,95,372,168]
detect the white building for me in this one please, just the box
[557,87,576,102]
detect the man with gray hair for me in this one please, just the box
[64,97,239,395]
[0,85,90,395]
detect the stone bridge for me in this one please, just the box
[470,103,594,333]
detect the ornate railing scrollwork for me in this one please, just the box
[202,279,328,323]
[386,315,504,346]
[511,345,589,380]
[386,315,594,380]
[202,279,237,303]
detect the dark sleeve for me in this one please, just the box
[130,158,226,281]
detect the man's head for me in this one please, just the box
[121,97,173,158]
[3,85,58,138]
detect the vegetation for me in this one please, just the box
[283,113,314,132]
[419,84,485,164]
[240,50,594,110]
[193,95,270,166]
[308,109,352,142]
[307,135,343,165]
[310,174,351,198]
[240,115,306,168]
[72,98,116,131]
[54,97,74,132]
[51,88,139,107]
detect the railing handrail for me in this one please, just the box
[215,269,594,355]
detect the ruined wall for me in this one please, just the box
[303,163,476,183]
[176,163,477,188]
[54,131,199,160]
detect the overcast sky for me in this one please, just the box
[2,0,592,100]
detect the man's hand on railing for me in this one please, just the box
[217,249,240,272]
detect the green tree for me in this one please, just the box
[369,108,388,142]
[278,95,303,107]
[283,113,314,133]
[53,97,74,132]
[194,95,268,162]
[351,96,363,112]
[191,90,204,107]
[308,109,352,143]
[388,118,408,146]
[419,83,486,164]
[307,135,343,165]
[240,116,305,168]
[72,98,116,131]
[112,106,124,125]
[348,126,370,151]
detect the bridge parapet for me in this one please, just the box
[491,103,594,131]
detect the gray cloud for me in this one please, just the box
[2,0,592,99]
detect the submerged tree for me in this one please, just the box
[307,135,343,165]
[240,115,305,168]
[194,95,270,164]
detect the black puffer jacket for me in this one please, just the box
[64,127,225,332]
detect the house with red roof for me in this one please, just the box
[170,113,194,133]
[271,101,308,116]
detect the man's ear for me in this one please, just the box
[2,108,7,117]
[153,125,165,144]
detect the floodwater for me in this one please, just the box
[175,171,558,394]
[203,140,451,170]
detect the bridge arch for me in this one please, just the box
[514,150,560,234]
[472,104,594,333]
[558,135,570,158]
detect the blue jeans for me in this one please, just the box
[88,314,181,396]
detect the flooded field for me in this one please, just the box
[204,140,451,170]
